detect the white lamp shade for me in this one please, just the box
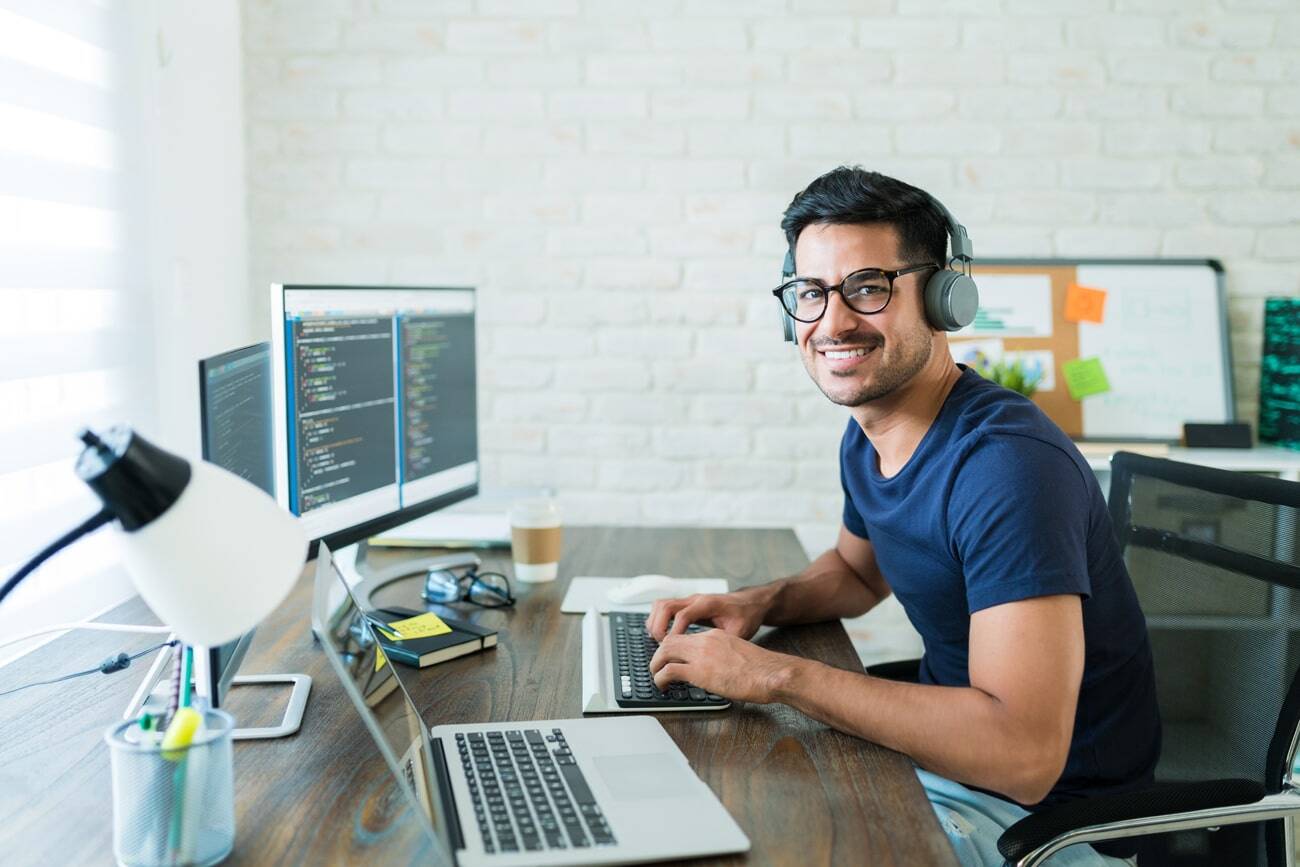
[120,460,306,646]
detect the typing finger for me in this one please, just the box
[668,600,707,635]
[652,662,692,691]
[648,597,691,640]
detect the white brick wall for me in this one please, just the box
[242,0,1300,566]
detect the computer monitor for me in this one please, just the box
[270,285,479,551]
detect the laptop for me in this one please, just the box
[312,541,750,866]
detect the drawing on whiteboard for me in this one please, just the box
[956,273,1053,338]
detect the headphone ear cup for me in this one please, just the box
[924,269,979,332]
[780,308,795,342]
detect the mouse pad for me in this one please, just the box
[560,577,728,614]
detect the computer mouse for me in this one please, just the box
[607,574,678,605]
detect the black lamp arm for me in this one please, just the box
[0,509,115,607]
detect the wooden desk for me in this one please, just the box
[0,526,955,866]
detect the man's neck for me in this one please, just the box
[851,351,962,479]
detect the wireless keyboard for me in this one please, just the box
[608,612,730,710]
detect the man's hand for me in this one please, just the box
[646,589,771,642]
[649,629,793,704]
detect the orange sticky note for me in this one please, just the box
[1065,283,1107,324]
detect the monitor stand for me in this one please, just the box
[122,637,312,740]
[335,539,480,610]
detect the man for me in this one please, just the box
[647,167,1159,866]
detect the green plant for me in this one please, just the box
[971,354,1043,398]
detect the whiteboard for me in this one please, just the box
[956,259,1233,441]
[1075,265,1230,439]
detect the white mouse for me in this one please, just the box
[607,573,678,604]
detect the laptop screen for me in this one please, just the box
[311,542,456,861]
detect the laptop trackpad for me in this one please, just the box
[593,753,697,801]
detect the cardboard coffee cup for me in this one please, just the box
[510,498,562,583]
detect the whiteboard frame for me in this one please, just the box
[972,258,1234,443]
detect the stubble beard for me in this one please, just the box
[804,322,934,407]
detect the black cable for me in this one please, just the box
[0,509,115,607]
[0,639,177,698]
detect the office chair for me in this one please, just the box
[867,453,1300,866]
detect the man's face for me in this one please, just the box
[792,222,936,408]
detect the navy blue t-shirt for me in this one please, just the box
[841,367,1160,808]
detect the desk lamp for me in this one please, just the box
[0,426,306,646]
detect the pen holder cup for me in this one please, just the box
[105,709,236,867]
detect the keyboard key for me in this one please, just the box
[559,763,597,805]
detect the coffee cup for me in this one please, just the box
[509,498,562,583]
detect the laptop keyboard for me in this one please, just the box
[610,612,729,709]
[456,728,616,854]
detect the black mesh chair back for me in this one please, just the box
[1109,452,1300,863]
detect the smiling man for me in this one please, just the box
[647,168,1158,866]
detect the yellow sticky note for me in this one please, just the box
[375,646,388,672]
[1064,283,1107,324]
[374,624,400,642]
[386,612,452,640]
[1062,357,1111,400]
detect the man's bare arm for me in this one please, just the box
[761,526,892,624]
[768,594,1084,804]
[654,593,1085,805]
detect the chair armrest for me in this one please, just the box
[864,658,921,683]
[997,778,1266,863]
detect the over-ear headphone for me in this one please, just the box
[779,193,979,342]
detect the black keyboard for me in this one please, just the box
[610,612,730,709]
[455,728,616,855]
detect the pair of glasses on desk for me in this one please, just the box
[423,565,516,608]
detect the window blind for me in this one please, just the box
[0,1,151,649]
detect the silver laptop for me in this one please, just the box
[312,541,750,866]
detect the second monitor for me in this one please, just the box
[270,285,480,552]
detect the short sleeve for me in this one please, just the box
[839,417,870,539]
[948,435,1092,614]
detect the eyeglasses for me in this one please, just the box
[422,566,516,608]
[772,264,937,324]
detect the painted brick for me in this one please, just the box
[1161,226,1258,258]
[1104,122,1213,156]
[588,122,686,157]
[650,18,748,51]
[653,359,752,393]
[445,20,547,52]
[551,360,651,392]
[651,90,750,121]
[754,89,854,121]
[493,392,588,423]
[500,455,597,488]
[1174,157,1265,189]
[342,89,444,120]
[752,18,856,51]
[687,123,787,158]
[895,52,1006,86]
[1098,193,1205,227]
[547,226,647,257]
[645,159,746,192]
[591,394,692,425]
[788,123,894,159]
[653,426,749,459]
[585,54,684,86]
[583,193,682,224]
[895,122,1002,156]
[855,89,956,121]
[549,90,648,119]
[597,326,694,358]
[961,18,1064,50]
[1211,53,1291,82]
[958,159,1059,191]
[1052,227,1163,257]
[341,22,446,52]
[1264,155,1300,187]
[1009,53,1106,88]
[545,424,650,457]
[481,123,585,157]
[382,122,483,155]
[1066,16,1167,49]
[955,88,1064,120]
[1172,85,1266,118]
[697,460,796,490]
[1059,159,1166,190]
[1211,191,1300,225]
[1172,15,1276,49]
[598,459,687,492]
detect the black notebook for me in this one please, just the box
[370,606,498,668]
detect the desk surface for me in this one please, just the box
[0,526,955,866]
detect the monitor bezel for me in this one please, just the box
[270,284,480,555]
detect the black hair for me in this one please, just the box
[780,166,949,271]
